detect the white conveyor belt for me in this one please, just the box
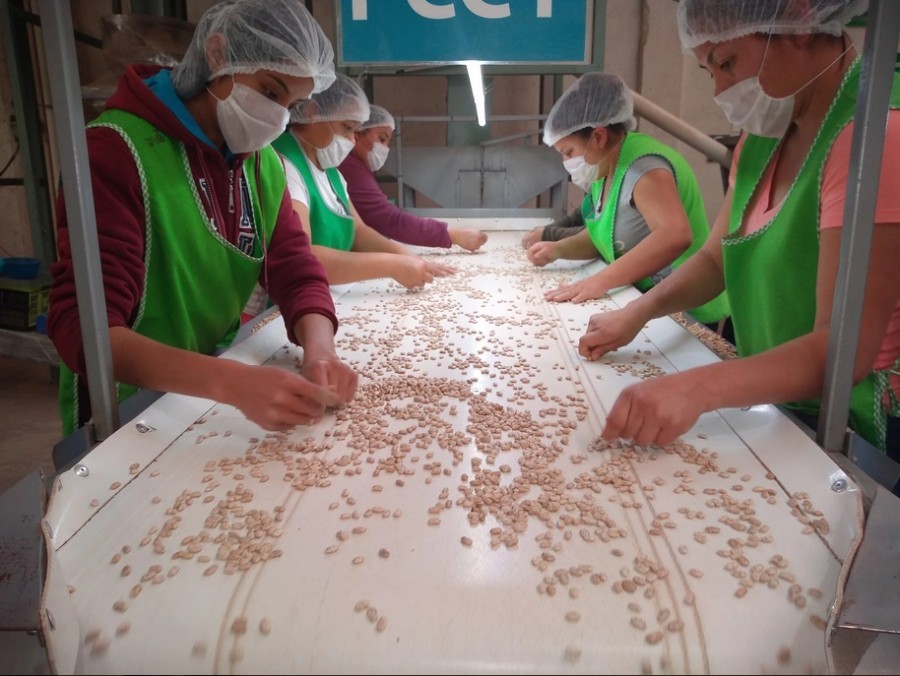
[42,229,864,675]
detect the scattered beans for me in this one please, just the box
[563,645,582,663]
[231,616,247,635]
[777,645,791,665]
[645,631,664,645]
[90,638,110,656]
[87,248,838,665]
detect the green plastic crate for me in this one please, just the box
[0,274,51,331]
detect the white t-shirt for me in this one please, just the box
[282,148,352,217]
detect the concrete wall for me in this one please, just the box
[0,1,868,260]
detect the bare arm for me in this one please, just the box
[351,214,410,255]
[577,189,732,359]
[293,311,358,405]
[622,193,730,322]
[600,221,900,447]
[293,200,452,288]
[109,326,341,430]
[349,204,456,278]
[546,169,695,303]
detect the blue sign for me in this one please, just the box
[338,0,591,65]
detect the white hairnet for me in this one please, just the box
[677,0,868,50]
[171,0,336,98]
[359,104,396,131]
[542,72,636,147]
[291,73,370,124]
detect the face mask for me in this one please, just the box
[316,133,355,169]
[713,77,794,138]
[212,82,289,153]
[713,38,852,139]
[563,155,600,192]
[366,142,390,172]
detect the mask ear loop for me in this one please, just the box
[758,0,853,101]
[757,0,783,86]
[205,74,236,104]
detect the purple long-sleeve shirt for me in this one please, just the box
[339,153,453,248]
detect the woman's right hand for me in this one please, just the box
[578,307,646,361]
[526,241,559,267]
[229,364,343,431]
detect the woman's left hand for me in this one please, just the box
[544,276,608,303]
[602,372,705,447]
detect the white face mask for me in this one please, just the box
[713,38,852,139]
[366,142,390,172]
[317,133,355,169]
[212,82,289,153]
[563,155,600,192]
[713,76,794,139]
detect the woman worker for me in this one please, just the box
[340,104,488,253]
[527,72,729,330]
[48,0,358,436]
[264,75,455,293]
[580,0,899,469]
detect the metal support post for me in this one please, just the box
[818,0,900,453]
[37,0,119,442]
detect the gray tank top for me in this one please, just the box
[591,155,675,284]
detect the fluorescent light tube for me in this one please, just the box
[465,61,486,127]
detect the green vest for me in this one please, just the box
[584,132,729,323]
[724,57,900,451]
[59,110,285,436]
[272,132,355,251]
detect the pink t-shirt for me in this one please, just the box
[730,112,900,383]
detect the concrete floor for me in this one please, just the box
[0,356,60,495]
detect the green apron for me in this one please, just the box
[584,132,729,323]
[724,57,900,451]
[59,110,284,437]
[272,132,355,251]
